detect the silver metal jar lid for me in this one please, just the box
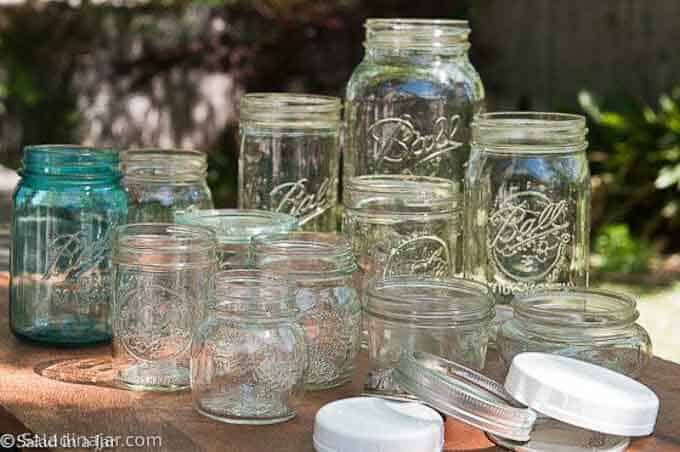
[393,351,537,442]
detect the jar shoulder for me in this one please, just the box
[346,57,484,102]
[13,179,127,210]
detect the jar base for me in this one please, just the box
[115,363,189,392]
[195,406,296,425]
[305,374,353,392]
[11,325,111,347]
[194,389,297,425]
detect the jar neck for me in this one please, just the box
[365,46,469,64]
[121,149,208,183]
[472,112,588,153]
[21,145,120,183]
[364,18,470,61]
[240,93,341,129]
[512,289,639,336]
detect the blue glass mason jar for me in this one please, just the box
[10,145,127,345]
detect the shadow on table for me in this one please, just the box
[34,357,116,387]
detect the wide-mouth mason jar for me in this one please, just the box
[111,223,216,391]
[364,277,494,400]
[176,209,297,270]
[192,270,306,424]
[238,93,341,232]
[251,232,361,390]
[344,18,484,185]
[10,145,127,346]
[343,174,461,282]
[497,288,652,378]
[465,112,590,305]
[121,148,214,223]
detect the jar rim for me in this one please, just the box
[22,145,120,179]
[240,93,341,126]
[213,269,298,320]
[251,232,357,278]
[472,111,588,153]
[364,18,470,53]
[365,277,494,324]
[112,223,216,265]
[121,148,208,182]
[176,209,297,244]
[512,288,639,327]
[344,175,458,214]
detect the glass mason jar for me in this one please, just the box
[251,232,361,390]
[364,277,493,399]
[177,209,297,270]
[192,270,306,424]
[111,223,216,391]
[343,175,461,284]
[497,288,652,378]
[10,145,127,345]
[238,93,341,232]
[344,19,484,186]
[465,112,590,305]
[121,149,214,223]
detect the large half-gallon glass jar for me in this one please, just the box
[192,270,306,424]
[364,277,493,399]
[112,223,216,391]
[10,145,127,345]
[344,19,484,186]
[465,112,590,305]
[177,209,297,269]
[497,288,652,378]
[251,232,361,390]
[238,93,341,232]
[343,175,461,284]
[121,149,213,223]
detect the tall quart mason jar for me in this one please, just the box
[238,94,341,232]
[465,113,590,304]
[10,145,127,345]
[121,149,214,223]
[344,19,484,184]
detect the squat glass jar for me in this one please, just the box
[192,270,306,424]
[364,277,493,399]
[465,112,590,304]
[251,233,361,390]
[177,209,297,269]
[10,145,127,345]
[111,223,216,391]
[344,19,484,185]
[497,288,652,378]
[343,175,461,284]
[238,93,341,232]
[121,148,213,223]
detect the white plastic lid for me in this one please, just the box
[313,397,444,452]
[505,353,659,437]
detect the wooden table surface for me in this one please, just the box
[0,275,678,452]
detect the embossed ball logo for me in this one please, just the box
[117,286,192,362]
[384,235,451,278]
[488,191,572,282]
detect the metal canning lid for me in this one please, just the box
[488,418,630,452]
[393,351,537,442]
[505,353,659,437]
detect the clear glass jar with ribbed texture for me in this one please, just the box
[364,277,493,400]
[121,149,214,223]
[465,112,590,305]
[111,223,216,391]
[497,288,652,378]
[176,209,297,270]
[344,19,484,185]
[10,145,127,345]
[192,270,306,424]
[251,232,360,390]
[238,93,341,232]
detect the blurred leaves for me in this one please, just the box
[593,224,653,274]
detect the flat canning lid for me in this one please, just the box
[393,351,537,442]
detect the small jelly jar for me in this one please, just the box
[121,148,214,223]
[111,223,216,391]
[364,277,494,399]
[176,209,297,269]
[497,288,653,378]
[251,232,361,390]
[191,270,306,424]
[10,145,127,345]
